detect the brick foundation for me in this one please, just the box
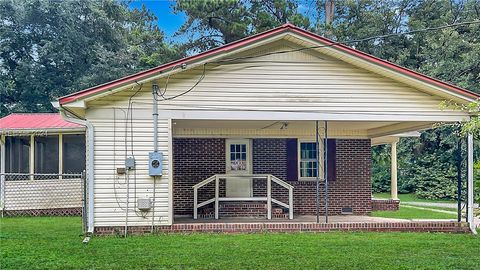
[372,199,400,211]
[93,221,471,235]
[173,138,372,217]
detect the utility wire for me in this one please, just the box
[155,20,479,101]
[213,20,480,64]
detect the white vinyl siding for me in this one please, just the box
[86,107,172,227]
[89,43,465,119]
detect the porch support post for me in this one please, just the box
[466,133,476,234]
[1,135,5,215]
[58,133,63,179]
[214,175,219,220]
[288,186,293,220]
[193,187,198,220]
[267,175,272,220]
[29,135,34,180]
[324,121,329,223]
[315,120,320,223]
[390,140,399,200]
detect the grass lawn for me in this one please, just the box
[373,193,454,203]
[372,193,458,219]
[1,217,479,270]
[371,206,457,219]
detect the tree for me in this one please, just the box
[0,0,180,117]
[174,0,310,53]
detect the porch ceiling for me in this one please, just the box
[173,120,434,138]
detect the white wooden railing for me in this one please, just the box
[192,174,294,220]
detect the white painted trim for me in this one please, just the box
[29,135,34,180]
[225,139,252,174]
[466,134,476,234]
[1,135,5,211]
[297,139,323,181]
[58,134,63,178]
[161,110,468,122]
[167,118,173,225]
[367,122,434,138]
[390,141,398,200]
[225,139,253,197]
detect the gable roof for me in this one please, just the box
[58,23,479,105]
[0,113,84,131]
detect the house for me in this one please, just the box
[0,113,85,216]
[56,24,478,235]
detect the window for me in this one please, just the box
[5,136,30,174]
[299,142,318,179]
[34,135,59,174]
[229,143,247,171]
[63,134,86,173]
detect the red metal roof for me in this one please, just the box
[0,113,83,130]
[59,23,479,104]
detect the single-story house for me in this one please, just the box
[56,24,478,235]
[0,113,86,215]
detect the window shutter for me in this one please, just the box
[286,139,298,181]
[327,139,337,181]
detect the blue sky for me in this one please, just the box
[128,0,316,42]
[128,0,186,41]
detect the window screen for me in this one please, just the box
[34,135,59,174]
[5,136,30,174]
[63,134,86,174]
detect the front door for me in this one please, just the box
[225,139,252,197]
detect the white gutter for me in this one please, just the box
[60,109,95,234]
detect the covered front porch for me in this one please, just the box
[170,119,474,228]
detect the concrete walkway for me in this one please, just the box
[401,203,479,228]
[402,201,479,209]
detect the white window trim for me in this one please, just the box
[297,139,324,181]
[225,139,252,174]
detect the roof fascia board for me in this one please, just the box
[367,122,434,138]
[61,32,291,105]
[286,32,477,103]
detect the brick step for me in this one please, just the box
[198,204,287,219]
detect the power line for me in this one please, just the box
[155,20,480,101]
[214,20,480,64]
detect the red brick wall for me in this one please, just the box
[173,138,226,215]
[173,138,372,216]
[372,199,400,211]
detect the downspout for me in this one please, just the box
[59,109,95,235]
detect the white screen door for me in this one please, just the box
[226,139,252,197]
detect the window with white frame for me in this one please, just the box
[298,141,323,179]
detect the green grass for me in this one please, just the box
[1,217,479,270]
[373,193,454,203]
[371,206,457,220]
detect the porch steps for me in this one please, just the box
[198,202,288,219]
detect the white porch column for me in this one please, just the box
[58,133,63,179]
[29,135,34,180]
[1,135,5,213]
[391,140,398,200]
[467,134,476,233]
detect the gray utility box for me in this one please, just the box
[149,151,163,176]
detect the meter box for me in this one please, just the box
[149,151,163,176]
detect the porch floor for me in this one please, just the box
[155,215,469,234]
